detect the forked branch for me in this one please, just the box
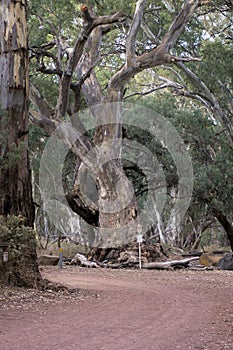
[108,0,201,96]
[56,11,126,120]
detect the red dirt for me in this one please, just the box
[0,267,232,350]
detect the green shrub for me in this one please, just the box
[0,215,40,287]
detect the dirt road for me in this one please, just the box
[0,267,232,350]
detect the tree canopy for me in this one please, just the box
[1,0,232,253]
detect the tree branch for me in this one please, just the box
[161,0,200,52]
[141,20,161,45]
[107,0,201,97]
[76,27,105,110]
[29,109,58,134]
[176,61,233,141]
[55,193,99,227]
[55,11,126,120]
[124,74,183,99]
[29,84,54,119]
[126,0,146,66]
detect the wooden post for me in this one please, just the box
[59,247,63,270]
[137,234,143,269]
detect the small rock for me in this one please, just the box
[217,253,233,270]
[199,252,223,267]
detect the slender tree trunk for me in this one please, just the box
[0,0,34,226]
[213,209,233,251]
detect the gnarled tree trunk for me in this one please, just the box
[93,101,139,249]
[29,0,202,259]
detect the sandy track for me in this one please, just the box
[0,267,232,350]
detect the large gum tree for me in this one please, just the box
[28,0,207,255]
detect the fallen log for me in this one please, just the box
[70,253,99,268]
[81,260,99,268]
[142,257,200,270]
[68,253,137,269]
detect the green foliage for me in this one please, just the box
[198,40,233,107]
[95,0,136,16]
[26,0,233,247]
[133,91,232,234]
[200,227,229,248]
[28,0,79,46]
[0,215,39,287]
[0,215,36,261]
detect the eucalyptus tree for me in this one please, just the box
[121,0,233,249]
[144,92,233,249]
[28,0,208,254]
[157,1,233,249]
[0,0,40,286]
[25,0,233,252]
[0,0,34,226]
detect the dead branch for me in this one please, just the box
[142,257,200,269]
[71,253,99,268]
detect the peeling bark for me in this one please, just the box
[0,0,34,226]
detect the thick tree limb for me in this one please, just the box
[56,12,126,120]
[29,84,54,119]
[55,193,99,227]
[30,82,90,142]
[29,109,58,134]
[76,27,105,110]
[161,0,200,52]
[29,107,96,172]
[70,65,96,114]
